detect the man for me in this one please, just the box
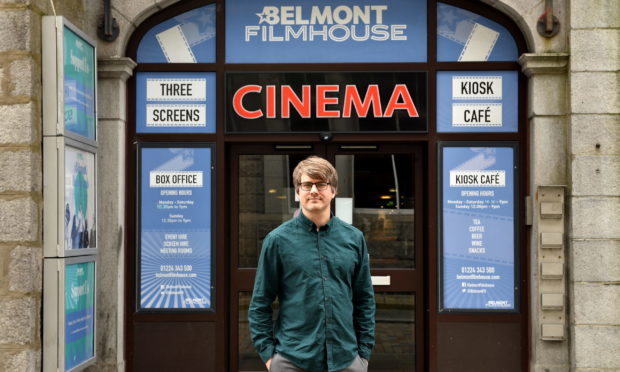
[249,156,375,372]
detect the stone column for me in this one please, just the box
[0,3,42,372]
[569,1,620,370]
[520,53,570,372]
[85,57,136,372]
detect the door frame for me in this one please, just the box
[228,141,426,371]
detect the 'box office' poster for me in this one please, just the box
[440,144,518,311]
[139,145,213,310]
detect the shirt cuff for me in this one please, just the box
[258,345,275,364]
[358,348,372,361]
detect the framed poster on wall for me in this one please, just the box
[137,144,215,311]
[43,255,96,372]
[438,142,519,312]
[42,16,97,146]
[44,136,97,257]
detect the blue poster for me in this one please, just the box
[136,72,216,133]
[441,145,516,311]
[140,147,212,309]
[225,0,427,63]
[437,71,518,133]
[65,261,95,370]
[64,146,96,251]
[437,2,518,62]
[63,27,96,140]
[136,4,216,63]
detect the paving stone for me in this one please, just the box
[571,29,620,72]
[9,246,42,293]
[0,198,38,242]
[571,0,620,28]
[0,296,37,344]
[571,72,620,114]
[572,156,620,196]
[0,150,41,192]
[574,326,620,368]
[0,103,36,144]
[572,239,620,282]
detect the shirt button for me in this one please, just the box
[323,277,327,281]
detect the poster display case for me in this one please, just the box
[439,142,519,312]
[43,16,97,146]
[43,256,96,371]
[137,143,215,311]
[44,137,97,257]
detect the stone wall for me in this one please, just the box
[0,0,43,370]
[569,0,620,370]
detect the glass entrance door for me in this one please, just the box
[230,143,424,372]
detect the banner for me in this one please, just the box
[440,145,517,311]
[139,146,213,310]
[225,0,427,63]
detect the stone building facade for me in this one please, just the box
[0,0,618,371]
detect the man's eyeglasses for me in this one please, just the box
[299,182,331,191]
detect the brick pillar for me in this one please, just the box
[569,0,620,369]
[0,4,43,372]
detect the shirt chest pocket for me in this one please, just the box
[280,249,319,277]
[332,247,358,279]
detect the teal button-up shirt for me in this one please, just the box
[249,213,375,372]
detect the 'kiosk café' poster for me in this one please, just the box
[441,145,517,311]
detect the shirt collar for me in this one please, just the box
[296,210,335,232]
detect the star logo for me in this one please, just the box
[256,10,269,24]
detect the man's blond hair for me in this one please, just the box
[292,156,338,191]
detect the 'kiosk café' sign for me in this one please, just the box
[226,72,428,133]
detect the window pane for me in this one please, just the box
[372,293,416,372]
[238,155,306,267]
[238,292,279,371]
[336,154,415,268]
[137,4,216,63]
[437,2,518,62]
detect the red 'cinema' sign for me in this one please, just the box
[226,72,427,133]
[233,84,419,119]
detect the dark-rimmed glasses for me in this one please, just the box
[299,182,331,191]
